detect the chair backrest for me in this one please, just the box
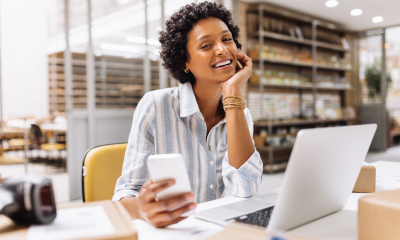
[30,124,43,146]
[82,143,127,202]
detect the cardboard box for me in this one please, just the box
[205,223,318,240]
[353,165,376,193]
[358,189,400,240]
[253,135,266,147]
[0,200,137,240]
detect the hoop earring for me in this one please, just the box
[184,69,189,73]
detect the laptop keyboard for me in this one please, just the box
[226,206,274,228]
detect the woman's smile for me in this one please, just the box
[212,58,233,70]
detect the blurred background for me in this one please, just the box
[0,0,399,204]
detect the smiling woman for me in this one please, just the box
[113,1,263,228]
[159,3,242,85]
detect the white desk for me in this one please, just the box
[133,161,400,240]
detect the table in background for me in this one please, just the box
[40,123,67,144]
[0,127,27,166]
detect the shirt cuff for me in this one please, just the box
[222,149,263,182]
[112,189,139,202]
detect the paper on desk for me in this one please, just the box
[133,217,224,240]
[27,205,115,240]
[376,173,400,190]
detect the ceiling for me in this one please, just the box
[242,0,400,32]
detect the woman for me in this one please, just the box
[113,1,263,227]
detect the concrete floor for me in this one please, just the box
[1,146,399,205]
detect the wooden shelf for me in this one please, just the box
[317,65,352,71]
[315,86,352,91]
[263,161,288,173]
[254,58,313,68]
[316,41,347,52]
[243,1,359,171]
[256,145,293,152]
[248,83,352,91]
[250,31,347,52]
[250,31,312,46]
[249,83,313,90]
[253,59,351,71]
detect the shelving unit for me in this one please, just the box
[241,3,360,172]
[48,52,162,115]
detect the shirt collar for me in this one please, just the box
[179,82,227,125]
[179,82,201,118]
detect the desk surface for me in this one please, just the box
[133,160,400,240]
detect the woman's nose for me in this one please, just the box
[215,41,228,55]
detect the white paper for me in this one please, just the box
[376,173,400,191]
[133,217,224,240]
[27,205,115,240]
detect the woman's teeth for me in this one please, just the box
[215,60,230,68]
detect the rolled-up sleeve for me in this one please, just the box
[112,93,155,202]
[221,108,263,198]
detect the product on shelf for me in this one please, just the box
[249,92,353,121]
[249,44,313,64]
[250,71,351,89]
[315,75,351,89]
[251,70,312,86]
[317,53,352,69]
[248,13,348,49]
[249,44,351,70]
[248,92,300,120]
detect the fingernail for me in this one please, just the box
[168,180,175,186]
[186,194,194,201]
[190,204,196,210]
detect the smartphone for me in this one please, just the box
[147,154,195,216]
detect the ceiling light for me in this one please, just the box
[126,36,161,46]
[94,50,102,56]
[325,0,338,8]
[100,43,140,53]
[147,39,161,46]
[153,49,160,56]
[372,16,383,23]
[116,0,131,5]
[126,36,146,44]
[350,9,362,16]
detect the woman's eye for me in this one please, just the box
[223,38,232,42]
[200,44,211,49]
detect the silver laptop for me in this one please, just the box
[195,124,377,231]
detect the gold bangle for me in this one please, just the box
[223,95,244,101]
[222,95,246,111]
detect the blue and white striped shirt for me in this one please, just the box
[113,82,263,203]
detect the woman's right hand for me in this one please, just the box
[136,179,197,228]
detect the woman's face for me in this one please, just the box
[185,17,238,85]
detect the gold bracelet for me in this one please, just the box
[223,95,244,101]
[222,95,246,111]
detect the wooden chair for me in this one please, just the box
[30,124,66,168]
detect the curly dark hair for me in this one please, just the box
[159,1,242,85]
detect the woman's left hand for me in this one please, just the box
[220,53,252,97]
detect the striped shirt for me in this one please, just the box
[112,82,263,203]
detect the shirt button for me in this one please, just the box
[209,142,213,147]
[210,184,214,189]
[210,161,214,165]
